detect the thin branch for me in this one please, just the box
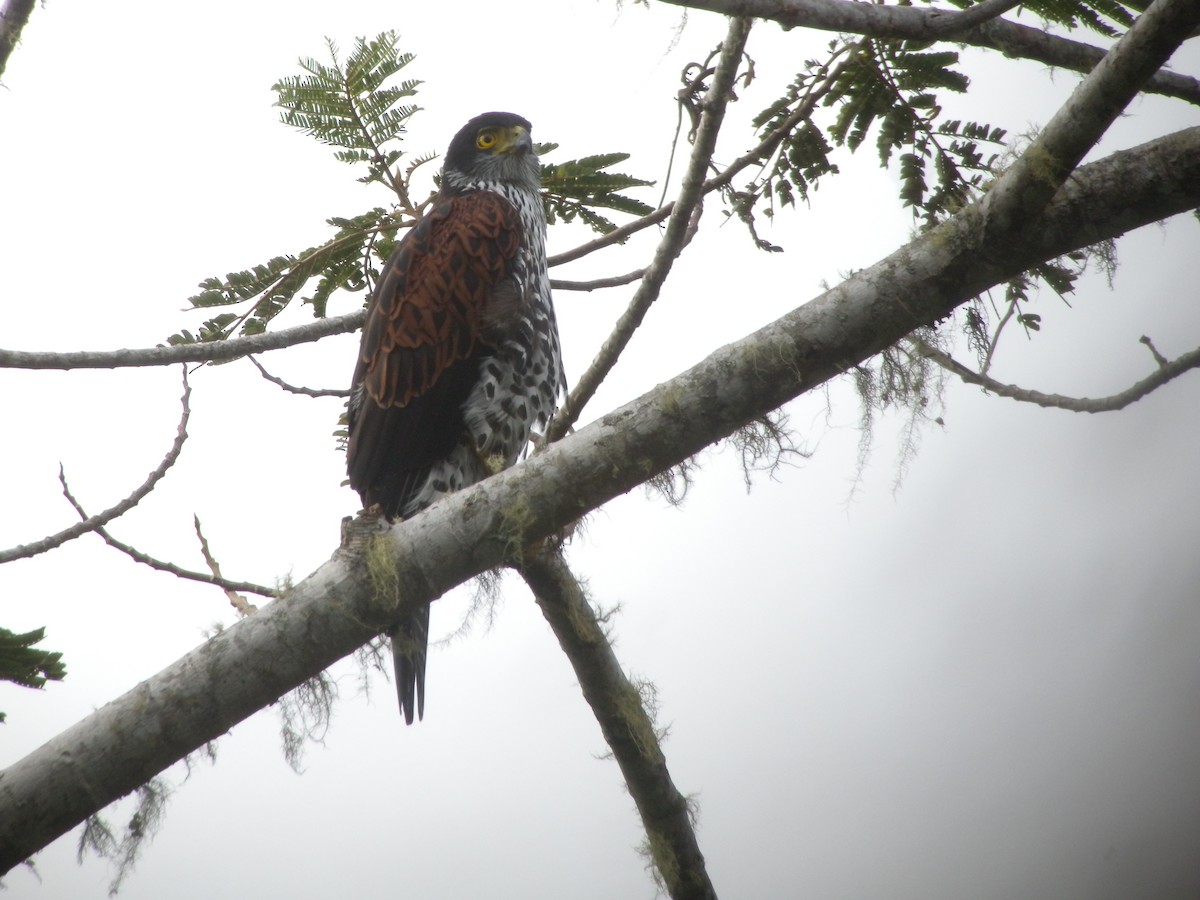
[550,270,646,292]
[58,477,278,598]
[549,204,675,268]
[0,310,365,371]
[549,16,754,440]
[247,355,350,398]
[982,295,1019,376]
[912,337,1200,412]
[659,0,1200,104]
[0,0,36,80]
[0,367,192,564]
[519,546,717,900]
[194,516,262,614]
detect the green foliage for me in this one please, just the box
[751,55,844,210]
[744,0,1140,236]
[935,0,1136,34]
[828,47,969,155]
[539,147,655,234]
[733,0,1138,474]
[739,39,998,249]
[1019,0,1135,36]
[895,118,1008,223]
[272,31,421,188]
[0,626,65,721]
[167,208,397,344]
[170,31,426,345]
[826,42,992,227]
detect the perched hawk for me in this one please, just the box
[347,112,563,724]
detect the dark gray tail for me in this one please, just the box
[391,605,430,724]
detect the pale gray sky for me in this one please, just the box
[3,2,1200,898]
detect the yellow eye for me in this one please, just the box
[476,129,498,150]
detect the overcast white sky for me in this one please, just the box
[3,1,1200,898]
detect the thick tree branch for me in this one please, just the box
[1120,0,1200,34]
[0,368,191,565]
[0,311,364,371]
[520,547,717,900]
[912,337,1200,411]
[0,0,35,80]
[980,0,1200,236]
[2,121,1198,873]
[550,16,754,440]
[658,0,1200,104]
[659,0,1045,38]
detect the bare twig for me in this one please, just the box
[247,355,350,398]
[912,337,1200,412]
[549,204,675,268]
[519,546,717,900]
[194,516,261,614]
[982,295,1020,376]
[549,16,754,440]
[0,367,193,564]
[58,478,278,598]
[1140,334,1170,368]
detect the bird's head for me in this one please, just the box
[442,111,540,192]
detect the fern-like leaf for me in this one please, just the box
[273,31,422,189]
[167,208,399,344]
[539,148,654,234]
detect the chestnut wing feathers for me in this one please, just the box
[347,191,524,515]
